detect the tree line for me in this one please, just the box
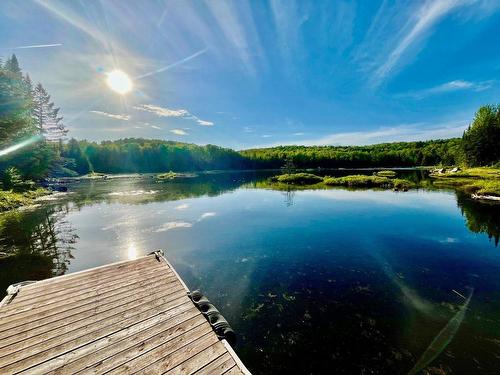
[1,55,499,180]
[60,137,463,174]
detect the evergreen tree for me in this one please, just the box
[462,105,500,166]
[4,54,22,78]
[32,83,68,142]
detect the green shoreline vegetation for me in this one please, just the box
[269,172,415,191]
[1,54,500,213]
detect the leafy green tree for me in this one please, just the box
[462,105,500,166]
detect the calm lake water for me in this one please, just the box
[1,171,500,374]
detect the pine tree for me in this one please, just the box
[32,83,68,142]
[4,54,22,78]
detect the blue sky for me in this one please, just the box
[1,0,499,149]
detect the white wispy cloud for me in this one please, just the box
[11,43,63,49]
[356,0,491,88]
[293,132,304,136]
[134,105,188,117]
[90,111,130,121]
[253,118,471,148]
[302,120,469,146]
[134,104,213,126]
[196,119,214,126]
[136,48,208,79]
[262,134,272,138]
[403,79,494,98]
[150,125,162,130]
[170,129,188,136]
[372,0,466,87]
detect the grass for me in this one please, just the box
[375,170,396,178]
[155,171,198,181]
[324,175,414,190]
[0,188,49,212]
[156,171,179,180]
[268,173,415,191]
[271,173,324,185]
[430,167,500,198]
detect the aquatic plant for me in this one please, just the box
[271,173,324,185]
[375,170,396,178]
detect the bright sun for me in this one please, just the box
[106,69,133,94]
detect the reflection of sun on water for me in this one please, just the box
[127,243,137,260]
[106,69,133,94]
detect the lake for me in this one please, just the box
[1,171,499,374]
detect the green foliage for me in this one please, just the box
[281,157,296,174]
[61,138,251,173]
[431,167,500,197]
[0,54,59,181]
[0,167,35,191]
[272,173,324,185]
[1,167,23,190]
[462,105,500,167]
[324,175,392,187]
[241,139,462,169]
[376,170,396,177]
[324,175,415,190]
[0,188,47,212]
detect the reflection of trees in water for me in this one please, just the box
[0,204,77,293]
[456,192,500,246]
[282,189,295,207]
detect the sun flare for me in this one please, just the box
[106,69,133,94]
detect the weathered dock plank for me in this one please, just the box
[0,252,251,374]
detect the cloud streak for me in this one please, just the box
[90,111,130,121]
[302,120,470,146]
[403,79,494,98]
[135,48,208,79]
[134,104,213,126]
[372,0,465,87]
[170,129,187,136]
[11,43,63,49]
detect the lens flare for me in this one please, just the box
[0,135,42,157]
[106,70,133,94]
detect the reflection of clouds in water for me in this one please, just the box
[101,221,130,231]
[199,212,216,221]
[439,237,459,244]
[175,203,189,210]
[153,221,192,232]
[309,189,457,211]
[108,190,158,196]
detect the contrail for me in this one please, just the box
[12,43,63,49]
[135,48,208,80]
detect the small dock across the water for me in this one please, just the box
[0,252,250,374]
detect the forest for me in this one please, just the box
[61,137,462,174]
[1,54,499,180]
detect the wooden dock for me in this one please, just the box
[0,252,251,374]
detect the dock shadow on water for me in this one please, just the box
[1,171,500,374]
